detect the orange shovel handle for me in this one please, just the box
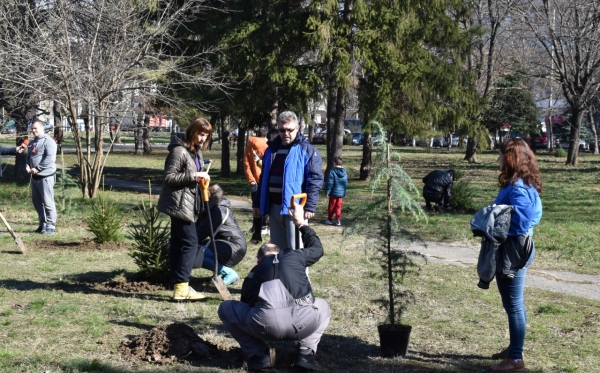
[200,178,210,202]
[290,193,307,209]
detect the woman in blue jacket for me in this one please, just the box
[488,138,542,372]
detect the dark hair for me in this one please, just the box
[334,156,343,166]
[267,128,279,141]
[184,118,212,152]
[498,138,542,192]
[447,169,455,179]
[257,127,268,137]
[208,184,223,208]
[257,243,280,260]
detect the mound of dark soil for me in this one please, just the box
[96,279,164,293]
[34,238,130,252]
[119,323,217,364]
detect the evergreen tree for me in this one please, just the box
[484,72,540,142]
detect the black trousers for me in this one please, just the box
[169,216,203,284]
[250,189,269,242]
[423,189,445,208]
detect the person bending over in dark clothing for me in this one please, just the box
[422,169,455,212]
[217,203,330,371]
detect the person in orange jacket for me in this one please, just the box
[244,127,269,244]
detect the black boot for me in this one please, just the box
[294,352,319,370]
[246,351,272,371]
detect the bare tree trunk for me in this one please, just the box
[464,137,478,163]
[325,64,337,175]
[134,110,144,155]
[360,115,373,181]
[143,114,152,154]
[220,115,231,177]
[235,125,246,175]
[566,108,583,166]
[589,107,598,155]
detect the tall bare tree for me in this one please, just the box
[519,0,600,165]
[0,0,225,197]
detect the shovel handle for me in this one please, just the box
[290,193,307,209]
[199,178,210,202]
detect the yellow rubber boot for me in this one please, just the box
[173,282,205,301]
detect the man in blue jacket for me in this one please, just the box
[253,111,323,250]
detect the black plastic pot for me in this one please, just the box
[378,324,412,357]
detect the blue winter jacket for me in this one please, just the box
[494,178,542,236]
[325,167,348,198]
[253,133,323,215]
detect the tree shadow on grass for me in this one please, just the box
[0,270,244,303]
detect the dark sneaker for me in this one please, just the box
[35,226,44,233]
[424,205,432,212]
[433,204,442,212]
[42,227,56,235]
[294,353,319,370]
[246,352,272,371]
[491,348,524,361]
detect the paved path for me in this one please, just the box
[103,177,600,302]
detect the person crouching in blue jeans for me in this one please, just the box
[488,138,542,372]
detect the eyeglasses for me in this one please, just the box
[278,126,299,134]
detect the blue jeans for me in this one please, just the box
[496,245,535,360]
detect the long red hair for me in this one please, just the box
[184,117,212,152]
[498,138,542,193]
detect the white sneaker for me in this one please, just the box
[324,220,333,225]
[335,220,341,226]
[261,227,270,235]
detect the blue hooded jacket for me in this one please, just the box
[253,132,323,215]
[494,178,542,236]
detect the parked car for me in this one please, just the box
[431,137,448,147]
[1,120,16,134]
[533,133,560,148]
[559,135,588,151]
[312,131,326,144]
[450,134,468,147]
[351,132,364,145]
[312,129,351,145]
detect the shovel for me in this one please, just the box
[290,193,307,251]
[199,178,232,300]
[0,212,28,254]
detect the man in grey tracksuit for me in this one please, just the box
[26,120,57,234]
[218,205,330,371]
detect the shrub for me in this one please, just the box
[448,162,477,213]
[554,148,567,157]
[450,180,478,212]
[86,188,123,243]
[129,199,170,283]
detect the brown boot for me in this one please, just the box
[491,348,524,360]
[488,358,525,372]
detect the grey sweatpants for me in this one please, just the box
[31,175,57,229]
[217,281,331,359]
[269,203,304,250]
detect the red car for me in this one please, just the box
[533,134,559,148]
[312,131,327,144]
